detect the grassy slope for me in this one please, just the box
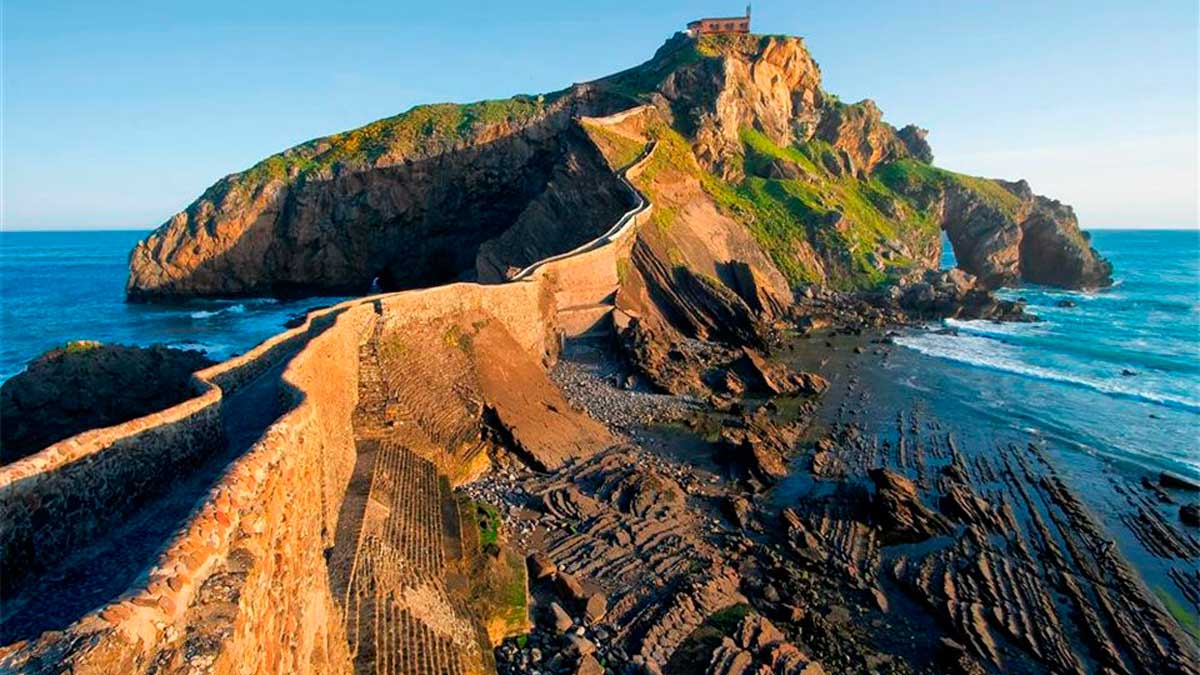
[459,497,529,642]
[650,123,1024,290]
[205,94,564,203]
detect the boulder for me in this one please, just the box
[1160,472,1200,492]
[1,342,213,464]
[575,654,604,675]
[584,592,608,624]
[528,552,558,580]
[556,572,588,605]
[549,602,574,634]
[1180,503,1200,528]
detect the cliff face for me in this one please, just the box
[127,32,1111,298]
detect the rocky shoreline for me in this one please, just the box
[459,292,1199,675]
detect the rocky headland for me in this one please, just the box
[126,33,1109,302]
[4,30,1192,675]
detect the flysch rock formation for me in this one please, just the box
[5,29,1172,675]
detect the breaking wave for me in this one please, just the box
[895,331,1200,412]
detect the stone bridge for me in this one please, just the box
[0,110,655,674]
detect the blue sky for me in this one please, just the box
[3,1,1196,230]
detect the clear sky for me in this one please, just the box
[3,1,1197,231]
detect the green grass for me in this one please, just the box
[475,502,501,547]
[214,94,562,200]
[442,324,474,353]
[616,257,633,286]
[581,121,647,170]
[700,130,951,289]
[650,204,680,236]
[875,159,1022,217]
[597,38,705,102]
[459,497,529,642]
[63,340,103,354]
[741,128,823,178]
[707,604,752,634]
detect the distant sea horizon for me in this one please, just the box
[1,227,1197,478]
[6,225,1199,233]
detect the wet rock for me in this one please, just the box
[892,268,1030,321]
[1160,472,1200,492]
[720,415,794,484]
[734,348,828,397]
[1181,503,1200,528]
[869,468,951,543]
[939,484,1009,532]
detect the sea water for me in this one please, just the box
[0,230,349,381]
[896,229,1200,477]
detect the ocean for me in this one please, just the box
[0,230,348,382]
[1,228,1197,477]
[897,229,1200,477]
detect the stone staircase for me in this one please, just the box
[335,325,486,674]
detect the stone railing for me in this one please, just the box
[0,108,657,673]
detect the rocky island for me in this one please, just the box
[3,29,1194,675]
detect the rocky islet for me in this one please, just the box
[3,28,1192,675]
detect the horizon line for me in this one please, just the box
[4,225,1199,234]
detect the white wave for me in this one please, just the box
[943,318,1047,337]
[895,332,1200,412]
[190,303,246,319]
[167,341,220,354]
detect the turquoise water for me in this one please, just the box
[0,230,348,381]
[901,229,1200,476]
[2,229,1196,475]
